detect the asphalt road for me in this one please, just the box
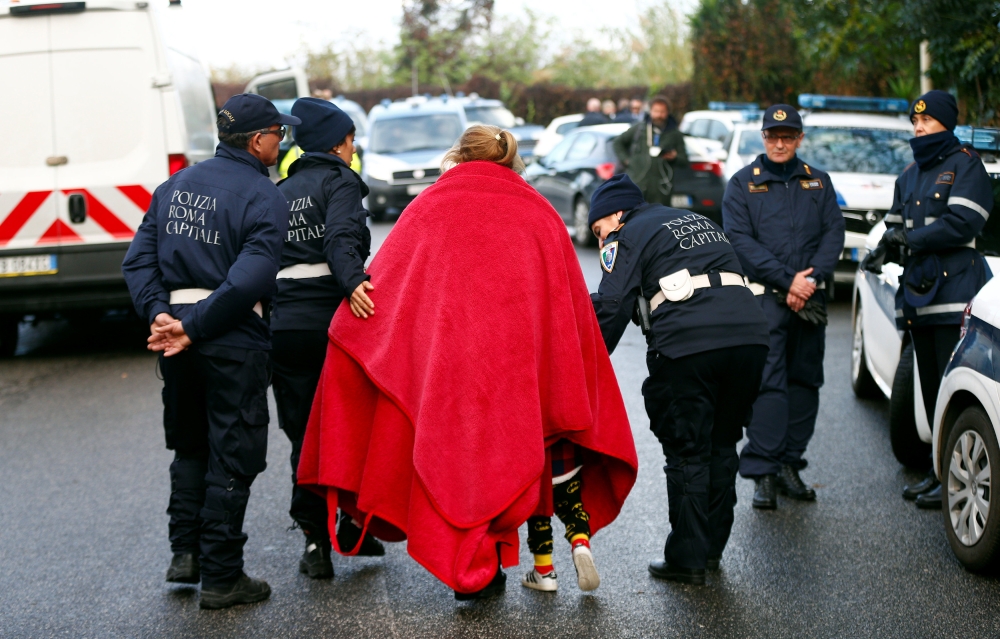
[2,220,1000,639]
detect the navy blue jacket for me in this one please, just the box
[722,154,845,291]
[122,144,289,352]
[886,143,994,328]
[271,153,371,331]
[591,203,769,358]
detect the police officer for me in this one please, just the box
[270,97,384,578]
[722,104,845,509]
[122,94,298,610]
[863,90,994,508]
[590,174,769,584]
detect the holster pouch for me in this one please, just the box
[659,269,695,302]
[636,296,652,335]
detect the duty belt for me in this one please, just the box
[275,262,332,279]
[649,272,751,312]
[169,288,263,318]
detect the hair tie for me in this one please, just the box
[495,133,501,141]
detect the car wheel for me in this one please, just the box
[573,198,594,248]
[0,315,20,358]
[890,341,932,470]
[850,301,881,399]
[943,405,1000,573]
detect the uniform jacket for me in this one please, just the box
[591,202,769,358]
[271,152,371,331]
[722,154,845,292]
[613,115,689,205]
[122,143,288,352]
[886,142,994,328]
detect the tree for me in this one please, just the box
[394,0,495,88]
[302,39,395,92]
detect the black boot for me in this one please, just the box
[778,465,816,501]
[299,539,334,579]
[199,572,271,610]
[752,475,778,509]
[165,552,200,584]
[903,472,939,500]
[915,483,943,510]
[648,560,706,585]
[336,513,386,557]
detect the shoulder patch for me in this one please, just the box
[936,171,955,185]
[804,164,812,175]
[800,179,823,190]
[748,183,768,193]
[600,241,619,273]
[753,167,761,176]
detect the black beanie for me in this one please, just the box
[589,174,645,227]
[910,90,958,131]
[292,97,355,153]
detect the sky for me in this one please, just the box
[175,0,693,73]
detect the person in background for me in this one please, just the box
[615,97,634,122]
[613,95,688,205]
[630,98,645,120]
[602,99,617,121]
[579,97,609,127]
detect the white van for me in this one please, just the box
[0,0,217,355]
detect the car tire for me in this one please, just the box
[943,405,1000,573]
[573,198,595,248]
[0,315,20,358]
[890,341,933,470]
[850,301,882,399]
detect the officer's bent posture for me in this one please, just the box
[864,90,994,509]
[270,98,383,578]
[590,174,769,584]
[122,94,297,610]
[722,104,845,510]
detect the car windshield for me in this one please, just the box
[369,114,463,154]
[737,130,764,159]
[464,106,516,128]
[799,126,914,175]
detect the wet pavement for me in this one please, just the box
[2,220,999,638]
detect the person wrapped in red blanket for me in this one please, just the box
[297,125,638,599]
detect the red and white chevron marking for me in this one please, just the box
[0,185,154,250]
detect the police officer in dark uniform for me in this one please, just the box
[270,97,384,579]
[722,104,845,509]
[122,94,298,610]
[590,174,769,584]
[863,90,994,508]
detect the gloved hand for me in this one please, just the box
[796,296,828,326]
[881,226,909,249]
[860,244,887,273]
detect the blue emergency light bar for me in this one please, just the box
[709,102,759,111]
[955,126,1000,152]
[798,94,910,113]
[740,109,763,122]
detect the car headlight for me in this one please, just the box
[364,157,393,182]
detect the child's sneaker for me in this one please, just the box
[521,567,558,592]
[572,543,600,591]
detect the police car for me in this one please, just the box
[0,0,217,356]
[851,126,1000,470]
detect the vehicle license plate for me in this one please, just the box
[0,254,57,277]
[407,184,430,196]
[670,194,693,208]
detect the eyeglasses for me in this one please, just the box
[762,132,801,144]
[257,126,286,139]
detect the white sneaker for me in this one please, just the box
[572,545,600,591]
[521,567,558,592]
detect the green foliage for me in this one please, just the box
[468,10,550,86]
[302,39,395,92]
[394,0,494,87]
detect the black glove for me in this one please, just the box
[860,244,887,273]
[796,296,828,326]
[881,226,909,249]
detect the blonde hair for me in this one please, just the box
[441,124,525,174]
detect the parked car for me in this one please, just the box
[0,0,217,356]
[851,127,1000,470]
[533,114,583,159]
[680,102,760,147]
[524,123,726,247]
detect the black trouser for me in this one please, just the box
[161,348,270,589]
[526,475,591,555]
[270,330,330,542]
[642,344,768,570]
[910,325,962,423]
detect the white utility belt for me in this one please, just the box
[649,270,754,312]
[275,262,332,280]
[169,288,263,318]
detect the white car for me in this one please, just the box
[679,102,760,145]
[721,123,765,180]
[851,128,1000,472]
[533,114,583,159]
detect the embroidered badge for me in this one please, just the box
[748,183,769,193]
[800,179,823,190]
[753,167,761,176]
[914,100,926,113]
[600,242,619,273]
[936,171,955,185]
[804,164,812,175]
[774,110,787,121]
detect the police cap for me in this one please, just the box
[761,104,802,131]
[218,93,301,134]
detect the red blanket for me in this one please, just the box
[297,160,637,593]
